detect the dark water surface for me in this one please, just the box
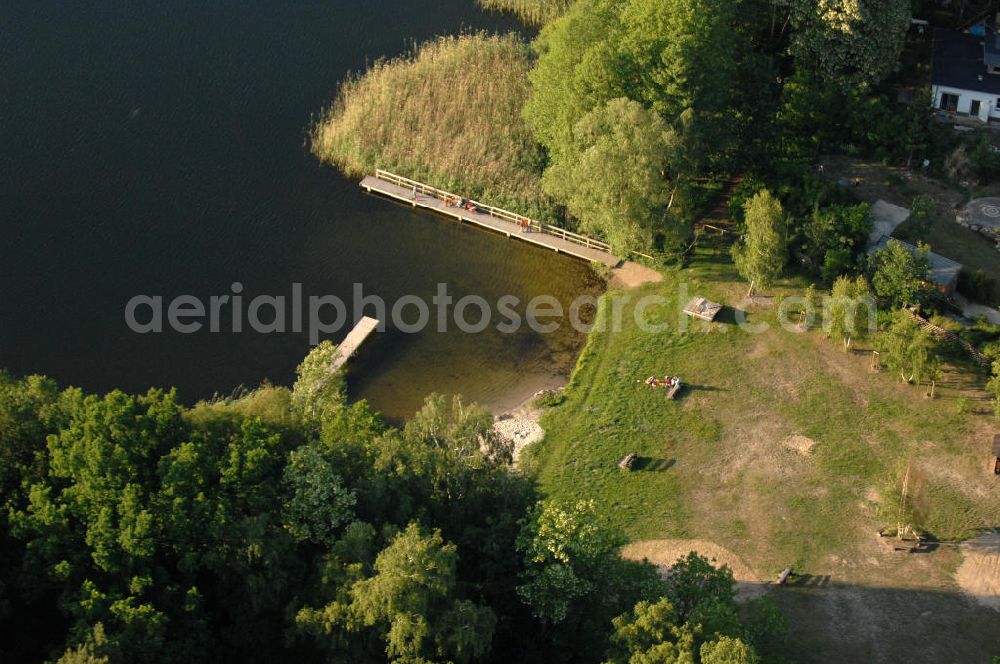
[0,1,601,421]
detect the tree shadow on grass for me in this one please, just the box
[682,384,726,393]
[713,306,749,326]
[772,579,1000,664]
[632,456,675,472]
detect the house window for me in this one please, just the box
[940,93,960,111]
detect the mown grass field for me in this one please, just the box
[311,33,555,220]
[523,241,1000,662]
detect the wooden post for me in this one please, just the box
[870,350,880,371]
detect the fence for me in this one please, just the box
[373,169,617,255]
[910,310,991,367]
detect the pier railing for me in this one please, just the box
[373,169,615,254]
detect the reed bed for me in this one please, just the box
[477,0,574,25]
[311,33,554,220]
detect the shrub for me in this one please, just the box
[958,268,999,306]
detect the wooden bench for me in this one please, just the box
[618,452,637,471]
[665,383,682,400]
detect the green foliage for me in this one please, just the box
[344,523,496,662]
[516,499,628,623]
[526,0,742,164]
[405,393,512,466]
[790,202,871,282]
[870,239,931,308]
[727,177,768,226]
[663,551,738,631]
[907,194,935,241]
[740,596,787,662]
[605,597,696,663]
[776,68,931,167]
[700,635,760,664]
[732,190,787,294]
[787,0,910,90]
[541,98,672,253]
[987,360,1000,422]
[282,443,356,546]
[877,310,936,385]
[958,268,999,306]
[826,275,875,350]
[604,553,763,664]
[292,340,346,422]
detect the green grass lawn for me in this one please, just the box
[896,211,1000,289]
[522,242,1000,662]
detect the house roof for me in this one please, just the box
[867,236,963,287]
[931,28,1000,95]
[981,16,1000,66]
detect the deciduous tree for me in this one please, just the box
[732,190,787,296]
[870,239,931,308]
[787,0,911,89]
[542,98,672,253]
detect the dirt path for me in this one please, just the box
[956,531,1000,611]
[609,261,663,289]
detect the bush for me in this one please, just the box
[727,176,767,226]
[958,268,999,306]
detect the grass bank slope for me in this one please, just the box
[478,0,573,25]
[312,33,553,219]
[522,241,1000,662]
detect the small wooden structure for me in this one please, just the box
[618,452,637,471]
[329,316,380,373]
[361,170,621,266]
[683,297,722,322]
[993,434,1000,475]
[776,568,793,585]
[665,382,682,400]
[877,527,927,553]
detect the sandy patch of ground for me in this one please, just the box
[494,390,555,463]
[955,531,1000,611]
[783,434,817,456]
[621,539,766,600]
[494,414,544,462]
[608,261,663,289]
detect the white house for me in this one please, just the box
[931,17,1000,123]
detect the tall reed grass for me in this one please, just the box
[477,0,574,25]
[311,33,555,220]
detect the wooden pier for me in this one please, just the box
[330,316,380,373]
[360,170,621,267]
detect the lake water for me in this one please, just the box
[0,1,601,421]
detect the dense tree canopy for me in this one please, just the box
[787,0,911,89]
[0,346,779,663]
[541,98,672,253]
